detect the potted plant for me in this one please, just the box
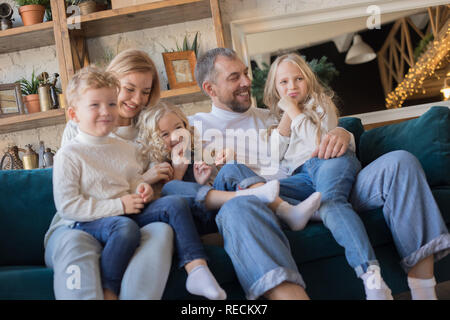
[160,32,200,89]
[17,70,41,113]
[16,0,50,26]
[67,0,108,15]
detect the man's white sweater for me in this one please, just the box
[188,104,355,179]
[44,130,144,247]
[189,105,291,180]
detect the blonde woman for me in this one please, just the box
[263,53,395,300]
[45,49,174,300]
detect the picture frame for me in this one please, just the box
[162,50,197,90]
[0,83,25,117]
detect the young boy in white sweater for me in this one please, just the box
[53,66,226,300]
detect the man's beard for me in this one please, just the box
[219,88,252,113]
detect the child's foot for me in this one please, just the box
[276,192,321,231]
[236,180,280,204]
[361,265,393,300]
[186,265,227,300]
[407,276,438,300]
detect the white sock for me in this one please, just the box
[186,265,227,300]
[275,192,321,231]
[360,265,393,300]
[235,180,279,204]
[407,276,437,300]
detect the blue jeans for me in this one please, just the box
[284,151,380,276]
[75,195,207,293]
[218,152,450,274]
[45,222,173,300]
[162,163,304,299]
[74,216,140,295]
[215,155,376,276]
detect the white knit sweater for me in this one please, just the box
[188,104,355,180]
[44,130,144,247]
[274,105,356,175]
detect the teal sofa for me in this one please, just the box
[1,106,449,300]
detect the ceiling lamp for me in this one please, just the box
[345,34,377,64]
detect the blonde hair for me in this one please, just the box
[135,101,196,168]
[66,65,120,109]
[107,49,161,111]
[264,53,339,145]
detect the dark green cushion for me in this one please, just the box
[0,169,56,266]
[338,117,365,158]
[0,266,54,300]
[359,106,450,187]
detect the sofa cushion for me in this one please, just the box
[338,117,365,157]
[432,187,450,224]
[359,106,450,187]
[0,169,56,266]
[0,266,54,300]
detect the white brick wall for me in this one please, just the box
[0,0,376,153]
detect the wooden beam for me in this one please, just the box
[401,19,415,67]
[51,0,75,94]
[209,0,225,47]
[429,7,438,37]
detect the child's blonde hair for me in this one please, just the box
[66,65,120,109]
[136,101,196,167]
[264,53,339,145]
[107,49,161,111]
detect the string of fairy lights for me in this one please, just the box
[385,23,450,109]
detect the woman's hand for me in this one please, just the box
[311,127,350,159]
[193,161,213,185]
[143,162,174,184]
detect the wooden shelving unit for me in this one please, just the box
[0,21,54,54]
[161,86,207,105]
[0,0,224,135]
[0,109,66,134]
[69,0,212,38]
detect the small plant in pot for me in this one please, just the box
[18,70,41,113]
[66,0,108,15]
[15,0,50,26]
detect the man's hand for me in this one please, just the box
[143,162,174,184]
[120,194,145,214]
[136,182,153,203]
[193,161,213,185]
[311,127,350,159]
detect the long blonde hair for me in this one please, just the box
[135,101,196,168]
[264,53,339,145]
[106,49,161,122]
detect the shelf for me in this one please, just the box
[0,109,66,134]
[0,21,55,54]
[69,0,212,38]
[160,86,208,105]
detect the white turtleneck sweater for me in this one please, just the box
[44,130,144,247]
[188,105,291,180]
[61,119,139,147]
[188,104,355,179]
